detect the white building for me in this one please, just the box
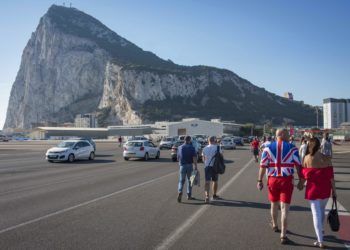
[166,118,223,137]
[323,98,350,129]
[75,113,98,128]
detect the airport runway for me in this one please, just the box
[0,141,349,249]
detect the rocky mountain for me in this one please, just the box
[4,5,319,129]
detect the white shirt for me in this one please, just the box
[299,143,307,161]
[202,144,222,167]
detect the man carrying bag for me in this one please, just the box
[202,136,223,203]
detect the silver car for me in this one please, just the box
[220,137,236,150]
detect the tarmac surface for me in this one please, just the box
[0,140,349,249]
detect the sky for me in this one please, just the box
[1,0,349,129]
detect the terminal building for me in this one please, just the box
[323,98,350,129]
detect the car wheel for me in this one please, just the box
[124,157,129,161]
[48,160,53,163]
[172,157,177,162]
[155,151,160,159]
[68,154,75,163]
[144,153,149,161]
[89,152,95,160]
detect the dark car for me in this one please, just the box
[232,136,244,146]
[78,138,96,151]
[171,139,203,162]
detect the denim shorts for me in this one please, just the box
[205,167,218,182]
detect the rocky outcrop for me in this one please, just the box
[4,5,319,129]
[4,10,109,129]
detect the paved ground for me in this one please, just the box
[0,141,349,249]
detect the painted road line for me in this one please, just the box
[334,151,350,154]
[326,199,350,249]
[155,158,254,250]
[0,171,177,235]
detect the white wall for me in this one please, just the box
[167,120,223,137]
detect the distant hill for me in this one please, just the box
[4,5,319,129]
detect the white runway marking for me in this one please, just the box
[155,158,254,250]
[0,171,177,235]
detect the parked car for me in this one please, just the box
[220,137,236,149]
[232,136,244,146]
[171,138,203,162]
[123,140,160,161]
[46,140,95,163]
[159,137,176,149]
[0,135,9,142]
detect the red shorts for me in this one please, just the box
[267,176,294,204]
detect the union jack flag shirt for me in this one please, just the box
[260,139,301,177]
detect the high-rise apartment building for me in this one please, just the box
[323,98,350,129]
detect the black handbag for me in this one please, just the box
[327,197,340,232]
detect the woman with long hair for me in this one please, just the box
[297,137,337,248]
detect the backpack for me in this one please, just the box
[210,145,226,175]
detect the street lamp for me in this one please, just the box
[315,107,319,128]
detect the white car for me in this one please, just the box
[220,137,236,150]
[159,137,176,149]
[123,140,160,161]
[46,140,95,163]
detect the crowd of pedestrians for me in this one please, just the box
[176,130,336,248]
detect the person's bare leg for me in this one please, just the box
[212,181,218,196]
[205,181,210,201]
[271,202,279,228]
[280,202,290,237]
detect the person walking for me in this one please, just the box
[320,133,332,158]
[118,136,122,147]
[177,136,198,202]
[260,136,272,151]
[297,137,337,248]
[257,128,302,244]
[202,136,223,203]
[251,137,260,162]
[299,137,307,162]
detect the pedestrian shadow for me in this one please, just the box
[208,199,309,212]
[287,231,346,248]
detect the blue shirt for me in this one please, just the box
[177,143,196,165]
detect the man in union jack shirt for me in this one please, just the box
[257,128,301,245]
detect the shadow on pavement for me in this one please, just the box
[95,154,115,157]
[288,231,346,249]
[71,159,116,164]
[204,199,310,212]
[335,172,350,175]
[336,187,350,190]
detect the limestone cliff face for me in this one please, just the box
[4,11,109,129]
[4,5,319,129]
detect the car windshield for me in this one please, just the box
[126,142,143,147]
[57,141,75,148]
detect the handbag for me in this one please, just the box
[327,197,340,232]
